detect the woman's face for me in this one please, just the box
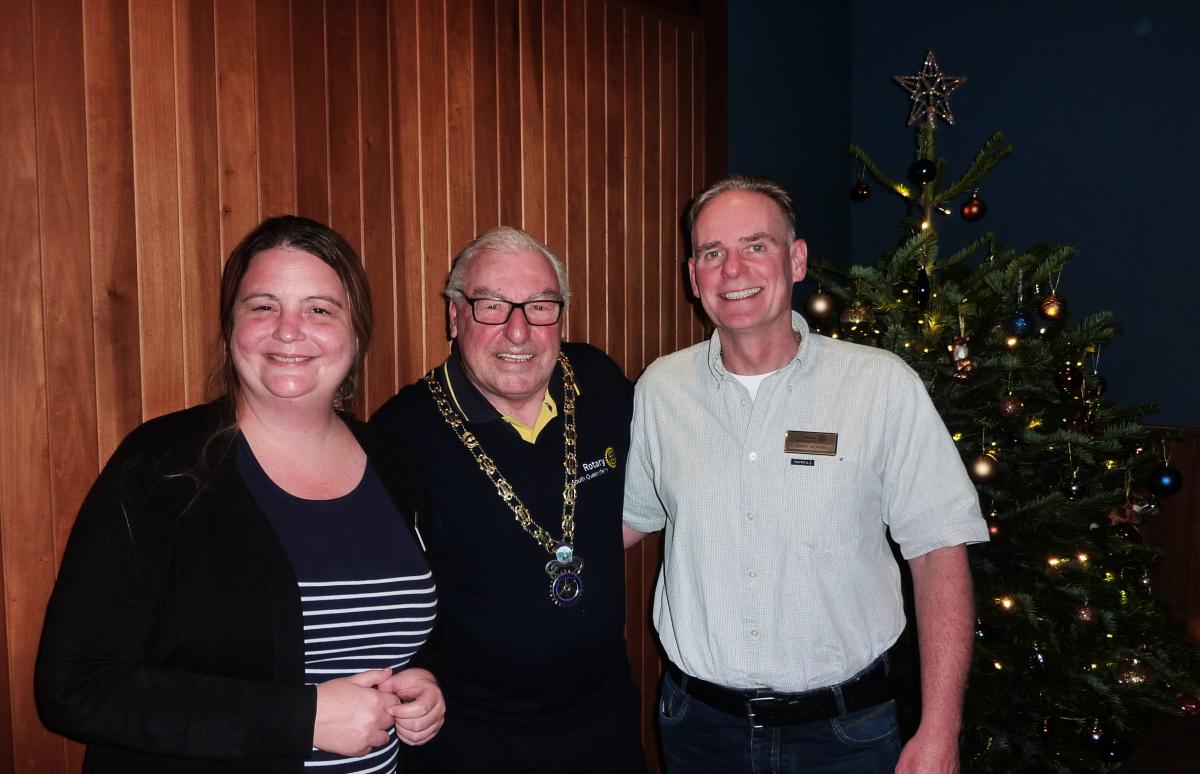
[230,247,355,410]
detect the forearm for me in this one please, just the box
[36,644,316,759]
[623,523,652,548]
[37,476,317,760]
[908,544,974,736]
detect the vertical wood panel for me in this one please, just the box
[519,0,546,238]
[676,29,699,348]
[604,2,625,369]
[360,0,398,411]
[257,0,298,217]
[584,0,606,347]
[390,0,426,382]
[471,0,500,230]
[562,0,586,341]
[446,0,476,252]
[620,12,645,723]
[623,11,643,373]
[84,0,141,461]
[1143,433,1200,643]
[642,20,662,372]
[178,0,222,406]
[130,0,186,419]
[34,17,100,762]
[496,0,522,227]
[216,0,261,255]
[35,0,100,577]
[1,1,55,769]
[5,2,718,770]
[542,0,567,270]
[327,1,363,244]
[417,0,452,372]
[294,0,331,221]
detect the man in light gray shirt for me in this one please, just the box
[623,175,988,774]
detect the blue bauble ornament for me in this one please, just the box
[1004,310,1034,336]
[1147,464,1184,497]
[907,159,937,185]
[915,266,930,309]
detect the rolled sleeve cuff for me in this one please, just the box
[898,522,991,561]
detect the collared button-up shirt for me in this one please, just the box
[623,312,988,692]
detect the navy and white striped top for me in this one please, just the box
[238,436,436,774]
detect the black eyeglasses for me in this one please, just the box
[459,295,564,326]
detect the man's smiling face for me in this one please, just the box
[449,248,564,417]
[688,189,807,341]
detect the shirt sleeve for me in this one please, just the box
[879,358,990,559]
[35,439,317,760]
[622,376,668,533]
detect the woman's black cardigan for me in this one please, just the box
[35,399,425,773]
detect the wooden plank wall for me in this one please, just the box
[1142,432,1200,644]
[0,0,719,770]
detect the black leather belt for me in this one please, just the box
[666,658,893,727]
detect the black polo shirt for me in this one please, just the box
[370,341,634,726]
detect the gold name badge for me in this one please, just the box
[784,431,838,456]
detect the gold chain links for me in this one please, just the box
[425,352,579,555]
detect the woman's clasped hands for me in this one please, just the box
[313,668,445,757]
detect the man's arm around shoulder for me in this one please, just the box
[623,524,651,549]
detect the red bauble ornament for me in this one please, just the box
[851,180,871,202]
[961,194,986,222]
[1054,363,1083,396]
[998,394,1024,418]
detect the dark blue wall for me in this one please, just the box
[727,1,1200,426]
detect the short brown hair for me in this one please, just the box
[687,175,797,252]
[214,215,373,409]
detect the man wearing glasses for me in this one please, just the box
[371,227,645,773]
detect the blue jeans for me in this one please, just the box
[658,670,901,774]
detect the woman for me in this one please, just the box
[36,216,442,773]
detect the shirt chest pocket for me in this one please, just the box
[773,454,869,551]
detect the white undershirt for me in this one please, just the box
[729,368,780,401]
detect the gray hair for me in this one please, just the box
[444,226,569,309]
[686,175,797,252]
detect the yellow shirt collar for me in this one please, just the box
[501,392,558,443]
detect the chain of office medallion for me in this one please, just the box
[424,352,579,554]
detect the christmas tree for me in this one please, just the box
[812,51,1200,772]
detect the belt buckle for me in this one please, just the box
[746,695,777,729]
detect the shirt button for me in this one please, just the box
[748,451,757,461]
[749,570,757,578]
[750,628,760,637]
[740,399,747,406]
[746,512,754,521]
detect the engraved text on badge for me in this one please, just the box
[784,431,838,456]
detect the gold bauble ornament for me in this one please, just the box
[1040,293,1067,320]
[805,291,835,320]
[840,303,875,327]
[967,452,998,483]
